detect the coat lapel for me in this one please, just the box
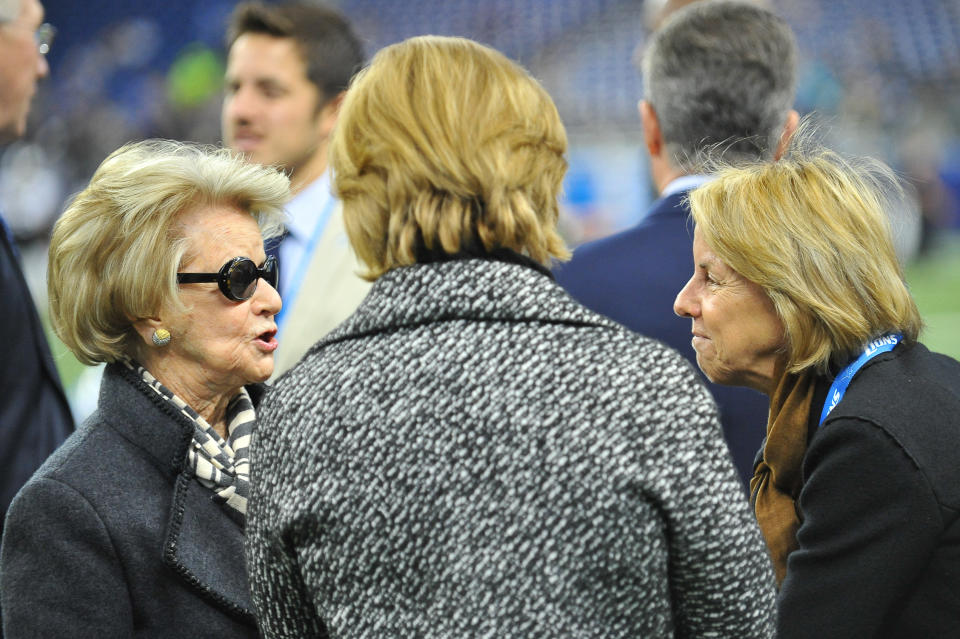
[163,473,256,623]
[101,364,260,626]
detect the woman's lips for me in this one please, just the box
[255,330,278,352]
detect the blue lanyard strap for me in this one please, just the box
[819,333,902,426]
[275,196,338,330]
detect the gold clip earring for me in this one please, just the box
[152,328,171,347]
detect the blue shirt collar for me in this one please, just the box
[285,171,333,242]
[661,174,710,199]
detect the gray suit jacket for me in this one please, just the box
[248,255,777,638]
[1,363,260,638]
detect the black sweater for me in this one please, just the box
[779,341,960,638]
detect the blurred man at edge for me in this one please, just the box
[0,0,73,530]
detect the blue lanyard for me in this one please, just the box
[275,196,338,330]
[819,333,902,426]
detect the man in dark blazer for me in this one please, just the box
[556,1,800,486]
[0,0,73,529]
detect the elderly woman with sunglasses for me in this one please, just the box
[0,140,287,637]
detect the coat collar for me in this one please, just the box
[98,363,196,478]
[644,189,692,224]
[319,256,617,348]
[98,363,266,478]
[97,363,260,624]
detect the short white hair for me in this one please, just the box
[49,139,290,365]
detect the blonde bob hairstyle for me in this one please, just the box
[49,139,289,366]
[689,140,922,375]
[330,35,570,280]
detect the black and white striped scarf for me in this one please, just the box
[125,360,254,524]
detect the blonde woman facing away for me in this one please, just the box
[245,35,777,639]
[0,140,288,637]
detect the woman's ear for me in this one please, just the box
[130,316,164,348]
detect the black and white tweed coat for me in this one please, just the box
[247,256,777,638]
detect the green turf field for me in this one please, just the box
[905,231,960,360]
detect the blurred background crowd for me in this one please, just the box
[5,0,959,418]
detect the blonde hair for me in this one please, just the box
[689,140,922,374]
[330,35,570,280]
[49,139,289,365]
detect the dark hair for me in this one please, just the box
[227,2,365,105]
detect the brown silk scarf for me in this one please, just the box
[750,361,819,585]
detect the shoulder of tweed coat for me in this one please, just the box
[246,257,777,639]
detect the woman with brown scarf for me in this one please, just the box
[673,140,960,638]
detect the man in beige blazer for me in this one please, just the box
[222,2,370,376]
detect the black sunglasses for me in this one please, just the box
[177,255,279,302]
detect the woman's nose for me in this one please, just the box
[673,277,698,318]
[254,278,282,317]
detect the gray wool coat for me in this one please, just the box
[0,363,260,638]
[246,255,777,638]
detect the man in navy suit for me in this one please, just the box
[0,0,73,530]
[556,1,799,486]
